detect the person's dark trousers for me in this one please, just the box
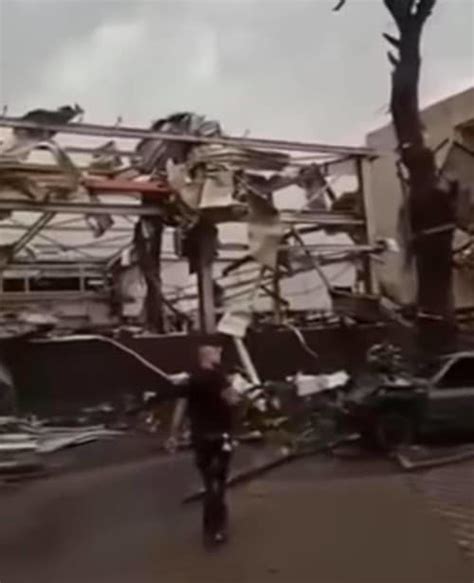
[194,437,232,540]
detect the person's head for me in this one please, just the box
[197,344,223,369]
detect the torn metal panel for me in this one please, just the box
[166,160,202,210]
[247,193,284,269]
[85,195,115,238]
[298,163,334,209]
[0,105,82,162]
[135,112,222,174]
[189,144,289,172]
[0,142,81,201]
[199,168,235,208]
[217,310,252,338]
[117,265,147,318]
[0,106,83,203]
[89,140,122,174]
[294,371,349,397]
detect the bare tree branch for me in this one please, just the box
[414,0,437,23]
[333,0,348,11]
[383,32,401,49]
[383,0,404,26]
[387,51,400,67]
[407,0,417,15]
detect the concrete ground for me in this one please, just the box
[0,440,472,583]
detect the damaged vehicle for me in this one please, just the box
[344,347,474,450]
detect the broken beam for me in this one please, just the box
[82,177,170,195]
[0,198,363,226]
[0,116,375,157]
[11,212,55,257]
[0,291,110,304]
[0,199,165,217]
[0,224,133,233]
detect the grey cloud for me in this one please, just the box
[0,0,137,105]
[0,0,472,143]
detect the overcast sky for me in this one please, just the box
[0,0,472,145]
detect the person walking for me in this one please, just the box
[166,342,239,547]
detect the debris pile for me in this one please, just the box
[0,416,122,481]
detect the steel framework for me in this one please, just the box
[0,115,378,332]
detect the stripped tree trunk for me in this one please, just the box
[382,0,456,351]
[336,0,456,352]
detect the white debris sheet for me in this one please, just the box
[295,371,350,397]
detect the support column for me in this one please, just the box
[196,222,217,334]
[134,216,164,332]
[356,156,378,295]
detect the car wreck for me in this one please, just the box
[343,346,474,450]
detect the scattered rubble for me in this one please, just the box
[0,416,123,481]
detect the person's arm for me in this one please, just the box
[125,377,189,417]
[164,376,191,452]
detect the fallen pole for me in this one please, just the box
[395,445,474,472]
[182,434,358,504]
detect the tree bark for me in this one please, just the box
[335,0,456,352]
[384,0,456,352]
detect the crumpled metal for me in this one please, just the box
[134,112,221,175]
[298,164,331,211]
[117,265,147,318]
[189,144,289,172]
[166,160,203,210]
[89,140,122,173]
[85,193,115,238]
[0,104,82,164]
[0,140,80,201]
[247,192,284,269]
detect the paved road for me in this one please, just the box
[0,442,471,583]
[408,460,474,560]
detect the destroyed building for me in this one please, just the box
[0,97,472,415]
[0,106,396,411]
[0,108,387,335]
